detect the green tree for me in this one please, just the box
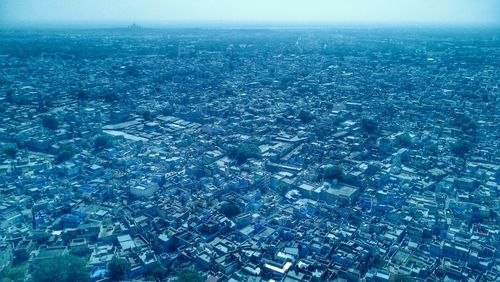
[42,115,59,130]
[228,143,261,163]
[76,90,89,100]
[141,110,155,121]
[426,143,439,156]
[161,105,175,115]
[453,113,477,134]
[219,202,241,218]
[55,147,75,164]
[395,133,412,148]
[361,118,378,134]
[298,110,314,123]
[5,89,14,103]
[166,238,180,252]
[0,263,26,282]
[94,135,114,151]
[104,93,120,103]
[146,265,168,281]
[3,144,17,159]
[451,140,472,158]
[176,268,203,282]
[277,182,290,196]
[322,165,344,181]
[108,256,130,281]
[391,274,414,282]
[31,255,88,282]
[124,65,140,77]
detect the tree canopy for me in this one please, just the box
[0,263,26,282]
[228,143,261,163]
[3,144,17,159]
[322,165,344,181]
[94,135,114,151]
[141,110,156,121]
[31,255,88,282]
[176,268,203,282]
[361,118,378,134]
[5,89,13,103]
[145,265,168,281]
[298,110,314,123]
[42,115,59,130]
[426,143,439,156]
[395,133,412,148]
[76,90,89,100]
[54,147,75,164]
[391,274,414,282]
[453,113,478,134]
[219,202,241,218]
[451,140,472,158]
[104,92,120,103]
[107,256,130,281]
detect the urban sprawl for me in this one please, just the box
[0,28,499,282]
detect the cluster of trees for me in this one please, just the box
[138,109,156,121]
[1,245,205,282]
[219,202,241,218]
[228,143,261,163]
[278,75,294,90]
[108,256,130,281]
[3,144,17,159]
[54,146,75,164]
[31,255,88,282]
[111,261,203,282]
[41,115,59,130]
[36,94,53,113]
[360,117,378,134]
[449,114,476,158]
[164,237,180,252]
[391,274,414,282]
[298,110,315,123]
[26,255,135,282]
[144,265,169,281]
[394,133,412,148]
[104,92,121,103]
[94,135,114,151]
[5,89,14,103]
[425,143,440,156]
[277,182,291,196]
[320,165,360,186]
[176,268,203,282]
[321,165,345,181]
[76,90,89,100]
[161,104,176,116]
[123,65,141,77]
[451,140,473,158]
[453,113,478,135]
[0,263,26,282]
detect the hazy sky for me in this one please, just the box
[1,0,499,27]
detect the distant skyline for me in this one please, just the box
[1,0,499,28]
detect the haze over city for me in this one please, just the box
[1,0,499,27]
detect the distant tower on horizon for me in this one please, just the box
[128,23,141,29]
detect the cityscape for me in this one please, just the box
[0,9,499,282]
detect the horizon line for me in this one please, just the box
[1,19,500,31]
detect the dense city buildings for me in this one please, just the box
[0,27,499,281]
